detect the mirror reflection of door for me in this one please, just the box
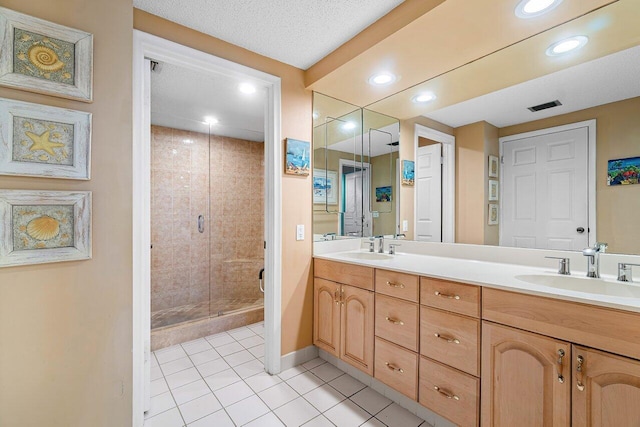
[416,142,442,241]
[341,161,371,237]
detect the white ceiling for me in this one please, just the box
[328,123,400,157]
[134,0,405,70]
[150,62,266,141]
[425,45,640,129]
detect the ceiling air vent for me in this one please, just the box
[528,100,562,112]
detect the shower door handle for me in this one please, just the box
[197,215,205,233]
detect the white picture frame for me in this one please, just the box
[0,190,91,267]
[0,7,93,102]
[488,179,499,201]
[488,203,499,225]
[0,97,91,179]
[313,168,338,205]
[488,155,499,178]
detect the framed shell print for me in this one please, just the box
[0,97,91,179]
[0,7,93,102]
[0,190,91,267]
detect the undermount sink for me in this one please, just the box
[340,252,393,261]
[515,274,640,298]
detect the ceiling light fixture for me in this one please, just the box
[411,92,437,104]
[238,82,256,94]
[546,35,588,56]
[204,116,218,125]
[515,0,562,19]
[342,121,357,130]
[368,72,396,86]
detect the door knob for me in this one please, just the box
[576,227,585,233]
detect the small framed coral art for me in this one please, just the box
[0,190,92,268]
[0,7,93,102]
[0,97,91,179]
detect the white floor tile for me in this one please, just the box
[151,365,164,381]
[151,378,169,397]
[171,380,211,406]
[302,358,326,371]
[248,344,265,359]
[258,382,299,410]
[278,365,306,381]
[216,341,244,356]
[238,335,264,349]
[324,399,371,427]
[227,326,256,341]
[226,394,270,426]
[350,387,392,415]
[233,358,264,378]
[190,349,221,366]
[376,403,425,427]
[302,415,335,427]
[245,371,283,393]
[329,374,366,397]
[155,345,188,364]
[224,349,255,367]
[203,368,241,391]
[303,384,345,413]
[196,358,230,377]
[287,372,324,395]
[247,324,265,335]
[182,339,213,356]
[244,411,285,427]
[206,333,235,348]
[361,418,386,427]
[161,357,194,376]
[214,380,255,407]
[273,397,320,427]
[165,367,201,390]
[179,393,222,424]
[150,353,159,368]
[187,409,234,427]
[143,407,184,427]
[310,363,344,382]
[144,391,176,419]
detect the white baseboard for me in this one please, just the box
[280,345,319,372]
[318,350,456,427]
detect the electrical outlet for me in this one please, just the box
[402,220,408,232]
[296,224,305,241]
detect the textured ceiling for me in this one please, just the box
[133,0,405,70]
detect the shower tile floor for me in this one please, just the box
[144,322,432,427]
[152,298,265,329]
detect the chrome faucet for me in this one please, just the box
[582,242,607,278]
[618,263,640,282]
[370,235,384,253]
[323,232,336,241]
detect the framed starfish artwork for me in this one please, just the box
[0,190,91,268]
[0,97,91,179]
[0,7,93,102]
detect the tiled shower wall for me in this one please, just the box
[150,125,264,320]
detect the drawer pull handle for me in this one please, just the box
[434,291,460,300]
[385,362,404,373]
[385,317,404,326]
[387,281,405,289]
[557,349,565,384]
[434,386,460,401]
[576,355,585,391]
[434,333,460,344]
[334,289,340,305]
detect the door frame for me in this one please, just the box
[413,124,455,242]
[498,119,596,247]
[132,30,282,426]
[338,158,371,236]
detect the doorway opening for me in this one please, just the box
[339,159,371,237]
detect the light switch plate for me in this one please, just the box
[402,220,408,232]
[296,224,304,241]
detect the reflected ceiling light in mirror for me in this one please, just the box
[312,112,319,119]
[515,0,562,19]
[411,92,437,104]
[368,72,396,86]
[546,36,588,56]
[238,82,257,94]
[203,116,218,125]
[342,121,357,130]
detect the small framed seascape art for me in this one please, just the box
[313,169,338,205]
[376,186,392,202]
[607,156,640,186]
[0,7,93,102]
[402,160,415,186]
[488,179,499,201]
[284,138,310,176]
[0,97,91,179]
[488,204,499,225]
[0,190,91,267]
[488,155,499,178]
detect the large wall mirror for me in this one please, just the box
[312,0,640,255]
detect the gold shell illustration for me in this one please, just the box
[26,216,60,241]
[28,46,65,72]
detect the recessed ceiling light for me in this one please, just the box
[342,121,357,130]
[411,92,437,104]
[546,36,588,56]
[368,72,396,86]
[515,0,562,19]
[204,116,218,125]
[238,83,256,94]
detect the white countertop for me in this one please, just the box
[315,248,640,313]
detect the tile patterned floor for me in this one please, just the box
[144,322,430,427]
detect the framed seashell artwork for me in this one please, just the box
[0,97,91,179]
[0,7,93,102]
[0,190,91,267]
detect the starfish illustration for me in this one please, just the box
[25,130,65,155]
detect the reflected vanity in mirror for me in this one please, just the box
[312,0,640,255]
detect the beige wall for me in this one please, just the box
[0,1,133,425]
[500,96,640,254]
[371,152,399,236]
[483,123,499,246]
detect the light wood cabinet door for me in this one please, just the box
[341,284,374,375]
[482,322,570,427]
[313,278,340,357]
[572,345,640,426]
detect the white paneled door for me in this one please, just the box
[501,126,589,250]
[415,144,442,242]
[343,170,371,237]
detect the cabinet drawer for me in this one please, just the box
[419,357,479,427]
[314,258,373,290]
[375,294,419,352]
[375,269,419,302]
[374,337,418,400]
[420,307,480,376]
[420,277,480,318]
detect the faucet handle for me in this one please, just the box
[388,243,401,255]
[546,256,571,275]
[596,242,608,252]
[618,263,640,282]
